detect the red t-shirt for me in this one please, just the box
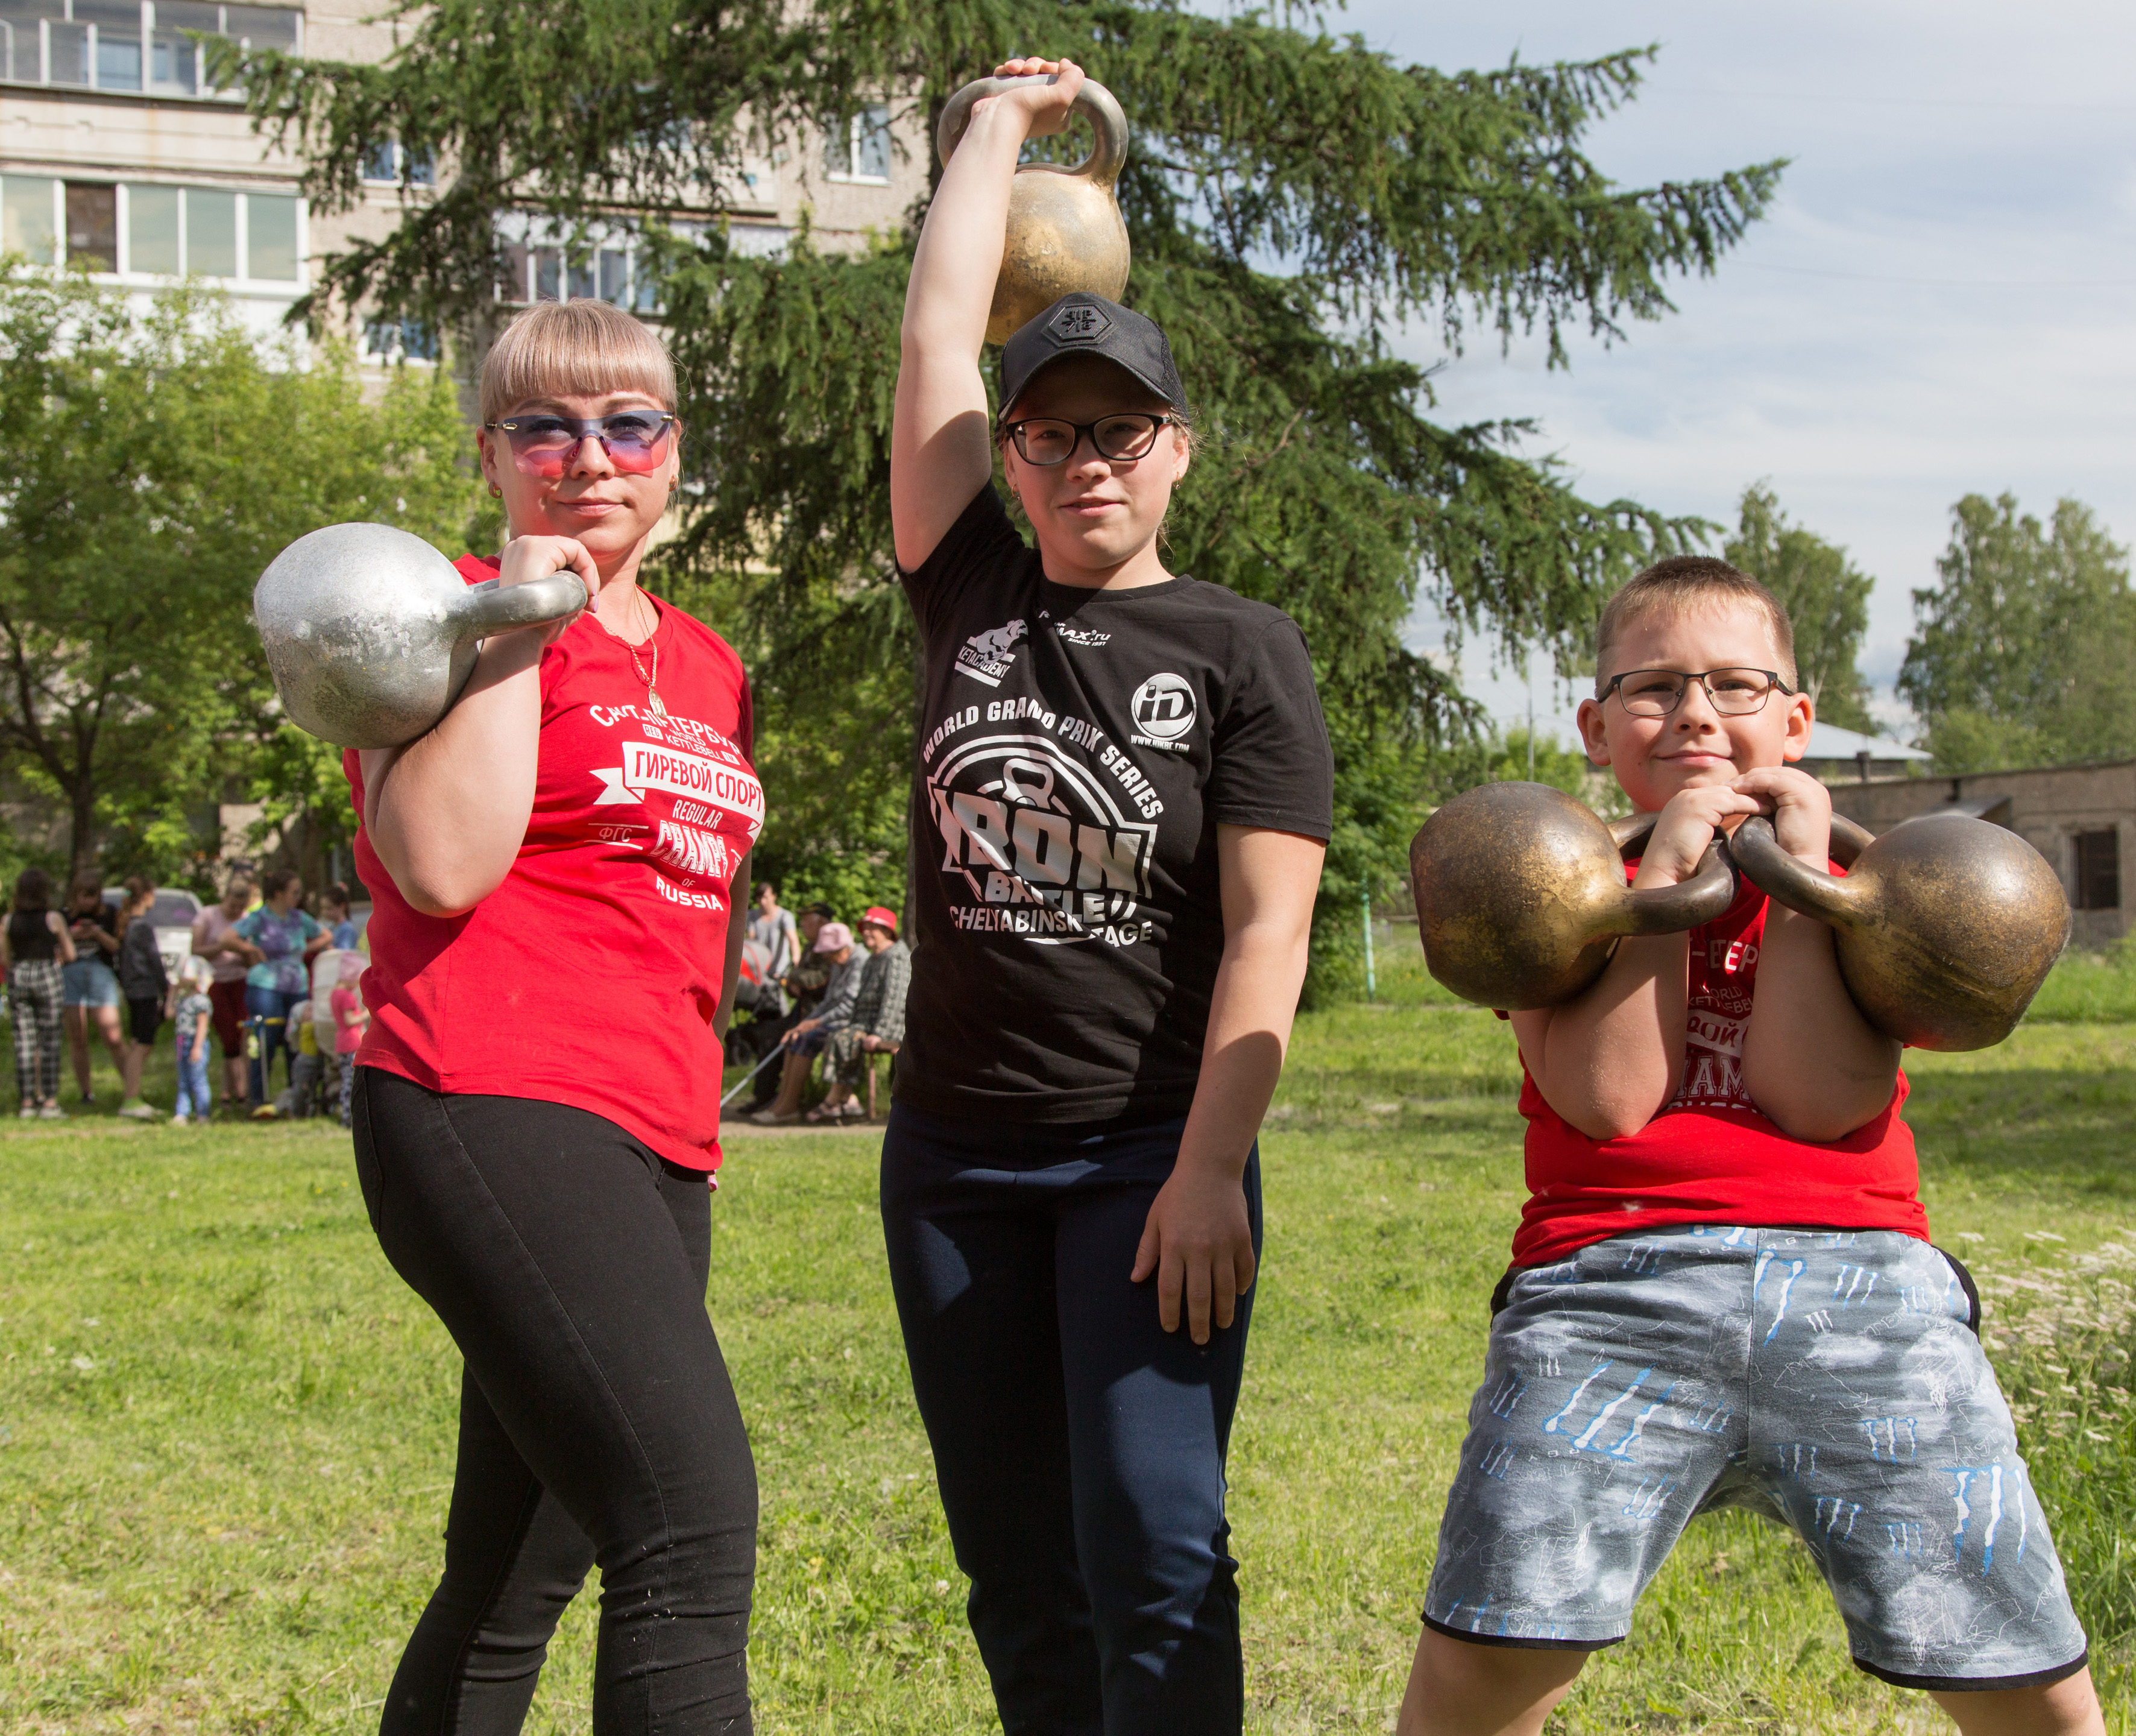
[345,556,761,1171]
[1509,864,1927,1267]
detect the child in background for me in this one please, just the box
[323,883,360,951]
[287,1015,323,1118]
[329,952,366,1128]
[114,877,166,1120]
[169,959,213,1125]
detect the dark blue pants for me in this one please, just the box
[880,1103,1262,1736]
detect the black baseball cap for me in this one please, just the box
[998,293,1188,420]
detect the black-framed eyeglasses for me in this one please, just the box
[1600,667,1798,718]
[484,411,676,478]
[1001,412,1178,467]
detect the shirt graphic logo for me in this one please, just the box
[591,740,766,835]
[926,732,1157,947]
[956,617,1029,688]
[1673,1008,1752,1110]
[1130,673,1196,752]
[1055,623,1111,648]
[1050,303,1111,343]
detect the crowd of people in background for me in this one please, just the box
[734,882,910,1126]
[0,866,371,1126]
[1,865,896,1130]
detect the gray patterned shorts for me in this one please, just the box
[1423,1226,2088,1691]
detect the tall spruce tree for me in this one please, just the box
[1724,481,1876,733]
[224,2,1782,987]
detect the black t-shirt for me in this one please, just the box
[896,485,1334,1124]
[68,902,117,962]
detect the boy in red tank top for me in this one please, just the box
[1396,560,2100,1736]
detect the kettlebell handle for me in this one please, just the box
[1622,843,1739,935]
[1603,813,1737,932]
[1604,808,1871,935]
[452,571,590,647]
[1723,813,1875,929]
[937,74,1129,189]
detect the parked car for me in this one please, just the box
[102,886,205,985]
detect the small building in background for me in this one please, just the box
[1829,760,2135,947]
[1800,722,1935,784]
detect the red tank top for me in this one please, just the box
[1509,864,1928,1267]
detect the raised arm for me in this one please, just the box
[890,57,1086,572]
[359,535,599,918]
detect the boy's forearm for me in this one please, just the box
[1741,908,1900,1141]
[1520,933,1690,1140]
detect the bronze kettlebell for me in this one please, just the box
[1410,782,1738,1011]
[937,74,1131,345]
[1724,813,2070,1051]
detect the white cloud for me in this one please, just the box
[1350,0,2136,740]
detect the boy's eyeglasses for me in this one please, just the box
[1001,413,1177,467]
[1601,668,1798,718]
[485,411,676,478]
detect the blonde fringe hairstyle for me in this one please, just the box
[479,298,678,426]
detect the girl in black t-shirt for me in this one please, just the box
[886,55,1333,1736]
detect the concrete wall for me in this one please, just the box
[1829,760,2136,947]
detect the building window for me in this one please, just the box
[64,180,116,269]
[127,179,180,271]
[1,174,59,261]
[498,236,656,311]
[2074,829,2120,912]
[0,1,298,95]
[184,185,236,274]
[245,191,297,279]
[362,141,436,188]
[824,104,890,183]
[151,0,217,92]
[4,179,304,280]
[362,317,438,364]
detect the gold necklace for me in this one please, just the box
[625,588,666,715]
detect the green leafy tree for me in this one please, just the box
[225,2,1783,992]
[1899,493,2136,773]
[1723,481,1875,733]
[0,265,484,882]
[1424,725,1618,813]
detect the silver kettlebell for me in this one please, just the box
[253,523,588,750]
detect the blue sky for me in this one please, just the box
[1339,0,2136,745]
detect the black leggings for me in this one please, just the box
[352,1068,757,1735]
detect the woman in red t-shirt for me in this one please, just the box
[346,299,761,1734]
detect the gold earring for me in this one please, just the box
[490,483,502,498]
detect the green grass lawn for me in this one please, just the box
[1,943,2132,1734]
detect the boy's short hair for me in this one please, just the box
[479,299,678,426]
[1595,556,1797,691]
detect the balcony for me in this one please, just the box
[0,1,299,99]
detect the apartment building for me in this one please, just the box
[0,1,926,358]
